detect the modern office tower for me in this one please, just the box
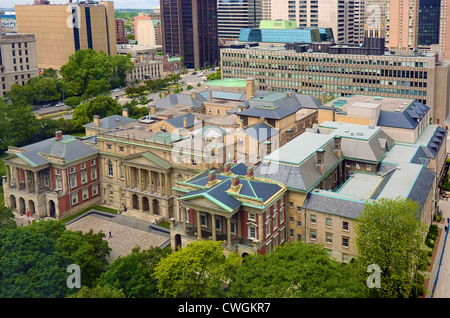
[134,16,162,46]
[15,1,117,70]
[364,0,387,38]
[385,0,420,50]
[418,0,441,46]
[220,38,450,125]
[116,19,129,44]
[0,33,39,97]
[160,0,219,69]
[217,0,262,42]
[260,0,360,44]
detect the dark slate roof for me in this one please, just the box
[179,165,284,211]
[407,166,436,211]
[230,162,249,175]
[237,91,321,119]
[83,115,137,129]
[18,135,97,166]
[377,101,430,129]
[243,122,279,142]
[410,146,430,166]
[423,126,447,158]
[166,113,196,129]
[155,94,204,110]
[301,191,365,220]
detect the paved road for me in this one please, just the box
[427,198,450,298]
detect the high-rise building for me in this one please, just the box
[260,0,362,44]
[134,16,162,46]
[439,0,450,59]
[217,0,262,42]
[385,0,420,50]
[15,1,117,70]
[364,0,387,38]
[115,19,129,45]
[160,0,219,69]
[418,0,441,46]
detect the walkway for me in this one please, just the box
[427,198,450,298]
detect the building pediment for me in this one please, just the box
[124,151,172,171]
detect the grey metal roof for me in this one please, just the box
[302,191,366,219]
[155,94,204,110]
[237,91,321,119]
[243,122,279,142]
[83,115,137,129]
[19,135,97,166]
[166,113,196,129]
[377,101,430,129]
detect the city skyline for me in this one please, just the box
[0,0,159,9]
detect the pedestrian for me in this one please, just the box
[109,230,112,239]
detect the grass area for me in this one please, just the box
[61,205,118,224]
[70,130,86,137]
[158,221,170,229]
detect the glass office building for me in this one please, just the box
[238,27,334,43]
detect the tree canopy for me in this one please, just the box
[97,246,171,298]
[152,240,242,298]
[72,95,122,129]
[226,241,366,298]
[352,197,429,298]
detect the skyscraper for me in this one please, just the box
[385,0,420,50]
[217,0,262,42]
[15,1,117,70]
[260,0,362,44]
[160,0,219,69]
[418,0,441,46]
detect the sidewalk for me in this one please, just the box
[427,198,450,298]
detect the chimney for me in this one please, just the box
[209,90,213,102]
[208,170,216,182]
[169,89,175,95]
[333,135,342,159]
[192,91,197,100]
[246,77,256,100]
[321,92,326,104]
[93,115,100,127]
[315,149,325,174]
[223,162,231,174]
[246,166,254,179]
[122,108,129,118]
[239,118,244,129]
[231,175,240,187]
[55,131,63,141]
[150,105,156,114]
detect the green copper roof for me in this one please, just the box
[206,78,247,88]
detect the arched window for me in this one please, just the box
[108,160,113,177]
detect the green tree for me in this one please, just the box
[153,240,241,298]
[98,246,171,298]
[56,229,111,288]
[0,99,40,152]
[59,49,114,97]
[352,197,429,298]
[111,54,134,88]
[67,285,126,298]
[72,95,122,129]
[27,77,61,104]
[0,226,74,298]
[227,242,366,298]
[40,68,58,79]
[0,206,16,230]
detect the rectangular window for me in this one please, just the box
[310,230,317,240]
[326,233,333,244]
[70,176,77,189]
[92,184,98,196]
[82,188,89,200]
[70,166,76,174]
[80,163,86,170]
[81,172,87,184]
[91,169,97,180]
[249,226,256,239]
[342,237,349,247]
[343,221,349,231]
[326,218,332,227]
[310,214,316,224]
[72,193,79,205]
